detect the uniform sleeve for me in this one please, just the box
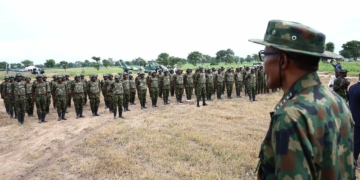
[333,78,340,90]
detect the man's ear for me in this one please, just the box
[280,53,289,70]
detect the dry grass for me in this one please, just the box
[0,73,359,180]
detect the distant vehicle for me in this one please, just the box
[31,68,45,74]
[252,63,262,67]
[6,67,28,72]
[6,66,44,74]
[119,60,138,71]
[138,61,169,73]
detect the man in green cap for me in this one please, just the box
[136,72,147,109]
[205,68,214,100]
[129,74,136,105]
[32,74,48,123]
[87,74,101,116]
[24,76,34,117]
[50,75,57,109]
[52,75,68,121]
[333,69,350,102]
[122,73,131,111]
[105,74,115,113]
[160,70,171,105]
[250,20,354,179]
[110,75,124,119]
[173,69,184,103]
[1,76,9,115]
[148,71,159,107]
[194,67,207,107]
[157,69,163,98]
[234,67,243,97]
[169,69,175,97]
[80,74,88,106]
[63,74,72,108]
[224,67,234,99]
[183,68,194,100]
[101,74,108,108]
[4,75,15,118]
[72,74,86,119]
[214,68,223,100]
[11,73,27,124]
[245,68,257,101]
[43,75,52,114]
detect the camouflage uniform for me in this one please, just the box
[11,73,27,124]
[101,74,108,108]
[173,70,184,103]
[195,68,207,107]
[122,75,131,111]
[32,75,48,123]
[43,75,51,113]
[129,75,136,105]
[0,77,9,114]
[111,75,124,119]
[214,70,224,99]
[183,69,194,100]
[87,75,101,116]
[136,74,147,109]
[235,68,244,97]
[25,77,34,117]
[52,75,68,120]
[245,69,257,101]
[250,20,355,179]
[63,75,72,108]
[333,77,350,102]
[224,69,234,99]
[157,71,163,98]
[148,73,159,107]
[105,75,115,113]
[80,74,88,105]
[169,70,175,96]
[72,75,86,118]
[3,77,14,117]
[205,69,214,100]
[160,71,171,105]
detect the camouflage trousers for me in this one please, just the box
[175,86,184,96]
[170,86,175,96]
[73,93,85,109]
[5,97,14,113]
[158,86,163,97]
[67,92,72,107]
[26,93,34,112]
[113,94,123,110]
[89,93,100,108]
[247,84,256,96]
[150,87,158,100]
[123,90,130,105]
[257,80,264,94]
[138,89,147,101]
[235,81,243,92]
[226,81,234,94]
[83,92,87,105]
[130,90,136,100]
[14,95,27,116]
[196,84,206,102]
[185,86,193,96]
[35,94,47,114]
[47,93,51,108]
[56,96,67,111]
[216,83,223,94]
[222,81,226,93]
[162,88,170,98]
[206,84,214,95]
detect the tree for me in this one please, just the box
[107,58,114,66]
[92,62,100,71]
[0,62,7,71]
[239,57,245,64]
[216,50,227,63]
[92,56,101,71]
[84,60,91,67]
[187,51,203,66]
[102,59,111,69]
[156,53,170,66]
[59,61,68,71]
[139,59,146,66]
[245,55,252,63]
[125,61,131,66]
[252,54,260,62]
[115,61,120,66]
[234,56,240,64]
[177,61,183,68]
[75,61,83,68]
[21,60,33,67]
[68,62,74,68]
[224,49,235,64]
[339,40,360,60]
[44,59,56,68]
[325,42,335,52]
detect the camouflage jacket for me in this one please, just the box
[87,80,101,98]
[160,75,171,90]
[32,80,47,95]
[52,82,68,100]
[183,73,194,87]
[245,73,256,86]
[257,72,355,179]
[11,81,27,99]
[333,77,348,101]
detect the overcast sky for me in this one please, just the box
[0,0,359,65]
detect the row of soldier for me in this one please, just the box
[0,65,275,125]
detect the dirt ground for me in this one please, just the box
[0,74,359,180]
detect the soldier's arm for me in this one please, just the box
[11,83,14,101]
[71,83,75,98]
[32,83,36,101]
[333,79,341,91]
[51,85,55,98]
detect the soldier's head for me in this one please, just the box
[91,75,96,82]
[15,73,23,82]
[74,74,80,82]
[199,67,204,73]
[36,74,43,82]
[57,75,63,83]
[221,66,224,71]
[212,67,216,72]
[114,75,120,83]
[176,69,181,75]
[140,72,145,78]
[4,76,9,82]
[9,75,14,82]
[164,70,168,75]
[129,74,133,80]
[103,74,108,80]
[227,68,231,72]
[170,69,174,74]
[52,75,57,80]
[80,74,85,80]
[151,71,157,77]
[123,73,128,80]
[239,67,243,71]
[236,67,240,72]
[251,68,255,74]
[158,69,162,74]
[339,69,348,78]
[249,20,338,89]
[43,74,47,81]
[217,68,221,73]
[245,66,249,70]
[108,74,113,80]
[25,76,31,83]
[186,68,192,73]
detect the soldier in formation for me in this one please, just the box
[25,76,34,117]
[183,68,194,100]
[214,68,223,100]
[224,68,234,99]
[52,75,68,121]
[80,74,88,106]
[160,70,170,105]
[148,71,159,107]
[110,75,124,119]
[173,69,184,103]
[205,68,214,100]
[43,75,51,114]
[234,67,243,97]
[12,73,27,125]
[32,74,48,123]
[169,69,175,97]
[87,74,101,116]
[245,68,257,101]
[194,67,207,107]
[72,74,86,119]
[122,73,131,111]
[105,74,114,113]
[136,72,147,109]
[129,74,136,105]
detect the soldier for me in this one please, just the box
[87,74,101,116]
[136,72,147,109]
[214,68,224,100]
[146,71,152,98]
[24,76,34,117]
[234,67,243,97]
[157,69,163,98]
[160,70,171,105]
[183,68,194,100]
[250,20,355,179]
[245,68,257,101]
[148,71,159,107]
[72,74,86,119]
[101,74,108,108]
[105,74,115,113]
[122,73,131,111]
[211,67,217,95]
[11,73,27,125]
[52,75,68,121]
[63,74,72,108]
[32,74,48,123]
[173,69,184,103]
[169,69,175,97]
[333,69,350,101]
[129,74,136,105]
[4,75,15,118]
[43,75,51,114]
[243,66,250,95]
[117,72,123,81]
[50,75,57,109]
[80,74,88,105]
[110,75,124,119]
[194,67,207,107]
[1,76,9,115]
[205,68,214,100]
[257,66,265,94]
[220,66,225,94]
[224,68,234,99]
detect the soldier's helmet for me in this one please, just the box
[103,74,108,77]
[80,74,84,77]
[8,75,14,78]
[170,69,174,72]
[212,67,216,70]
[52,75,57,78]
[65,74,69,77]
[164,70,169,73]
[140,72,145,75]
[15,73,23,77]
[25,76,31,79]
[118,72,122,75]
[199,66,203,69]
[176,69,181,72]
[108,74,113,77]
[129,74,133,77]
[114,75,120,79]
[221,66,224,69]
[123,72,128,75]
[36,74,43,78]
[57,75,63,79]
[339,69,348,73]
[43,74,47,78]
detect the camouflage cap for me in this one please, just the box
[103,74,108,77]
[170,69,174,72]
[80,74,84,76]
[36,74,43,78]
[52,75,57,78]
[74,74,79,78]
[108,74,113,77]
[176,69,181,72]
[114,75,120,79]
[9,75,14,78]
[15,72,23,77]
[43,74,47,78]
[249,20,338,59]
[118,72,122,75]
[57,75,63,79]
[65,74,69,77]
[163,70,168,73]
[25,76,31,79]
[129,74,133,77]
[339,69,348,73]
[140,72,145,75]
[187,68,192,71]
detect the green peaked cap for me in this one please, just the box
[249,20,339,59]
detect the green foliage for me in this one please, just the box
[177,61,183,68]
[10,63,22,69]
[131,57,145,66]
[325,42,335,52]
[59,61,68,71]
[92,56,101,71]
[21,60,33,67]
[68,62,74,68]
[252,54,260,62]
[339,40,360,60]
[240,58,245,64]
[156,53,170,66]
[125,61,131,66]
[187,51,203,66]
[44,59,56,68]
[216,49,234,64]
[92,62,100,71]
[168,56,186,68]
[102,59,111,69]
[139,59,146,66]
[84,60,91,67]
[0,61,7,71]
[114,61,120,66]
[245,55,252,63]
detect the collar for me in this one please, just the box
[274,71,321,113]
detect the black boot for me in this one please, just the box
[127,103,131,111]
[166,97,170,104]
[123,105,127,112]
[79,109,85,118]
[209,94,212,101]
[27,110,31,117]
[46,106,49,114]
[143,100,147,108]
[119,107,124,118]
[176,95,179,102]
[37,112,41,123]
[62,110,67,120]
[203,100,207,106]
[94,106,100,116]
[164,97,166,105]
[114,109,117,119]
[154,99,158,107]
[57,111,61,121]
[132,98,136,105]
[91,107,95,116]
[218,92,222,99]
[197,101,200,107]
[253,94,257,101]
[76,109,80,119]
[10,111,13,119]
[21,114,25,124]
[179,96,183,103]
[152,99,155,108]
[42,112,47,122]
[17,114,21,125]
[249,94,252,101]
